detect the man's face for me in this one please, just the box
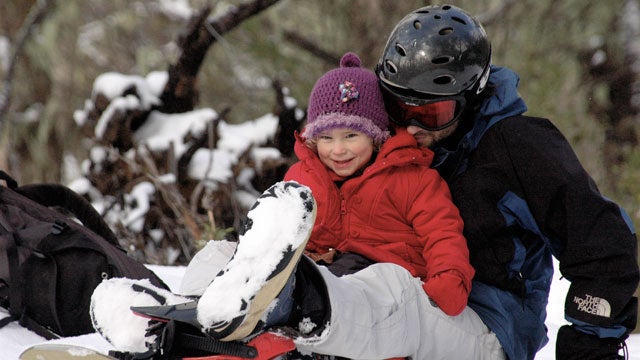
[406,121,460,149]
[380,89,463,148]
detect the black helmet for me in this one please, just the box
[377,4,491,98]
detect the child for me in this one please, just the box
[284,52,474,316]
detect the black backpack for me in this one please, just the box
[0,170,169,339]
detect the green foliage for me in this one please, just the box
[197,225,235,251]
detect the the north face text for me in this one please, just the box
[573,294,611,318]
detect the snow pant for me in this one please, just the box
[294,260,506,360]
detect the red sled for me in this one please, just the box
[182,331,295,360]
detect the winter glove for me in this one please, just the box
[556,325,626,360]
[423,269,469,316]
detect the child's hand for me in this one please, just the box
[423,270,470,316]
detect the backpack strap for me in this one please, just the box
[0,313,17,328]
[15,183,120,247]
[0,231,23,332]
[19,314,62,340]
[16,253,64,340]
[0,170,120,247]
[5,233,22,319]
[0,170,119,247]
[0,170,18,189]
[0,198,17,329]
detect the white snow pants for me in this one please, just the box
[295,262,506,360]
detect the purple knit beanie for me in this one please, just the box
[303,52,390,144]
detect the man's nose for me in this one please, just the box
[406,125,422,135]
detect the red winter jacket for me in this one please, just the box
[284,128,475,315]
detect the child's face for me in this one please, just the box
[316,128,374,178]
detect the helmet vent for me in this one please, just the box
[394,43,407,57]
[413,20,422,30]
[432,56,453,65]
[439,27,454,35]
[451,16,467,25]
[384,60,398,74]
[433,75,454,85]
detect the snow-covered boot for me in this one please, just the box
[197,180,317,341]
[90,278,189,353]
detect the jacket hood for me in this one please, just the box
[432,65,528,179]
[475,65,528,129]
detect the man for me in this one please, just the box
[376,4,639,360]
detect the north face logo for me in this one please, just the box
[573,294,611,318]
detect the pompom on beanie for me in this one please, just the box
[302,52,390,144]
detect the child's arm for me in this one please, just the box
[409,170,474,316]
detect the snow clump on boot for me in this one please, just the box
[90,278,189,352]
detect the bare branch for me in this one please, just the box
[158,0,282,113]
[282,30,341,66]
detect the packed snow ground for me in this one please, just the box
[1,259,638,359]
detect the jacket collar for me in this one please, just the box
[431,65,528,180]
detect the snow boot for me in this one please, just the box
[287,255,332,338]
[90,278,189,353]
[197,181,317,341]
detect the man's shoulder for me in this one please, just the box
[473,115,567,159]
[481,115,563,146]
[488,114,554,133]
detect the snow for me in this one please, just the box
[2,259,639,359]
[133,108,217,155]
[122,181,156,232]
[156,0,195,21]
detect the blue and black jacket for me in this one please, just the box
[431,66,639,360]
